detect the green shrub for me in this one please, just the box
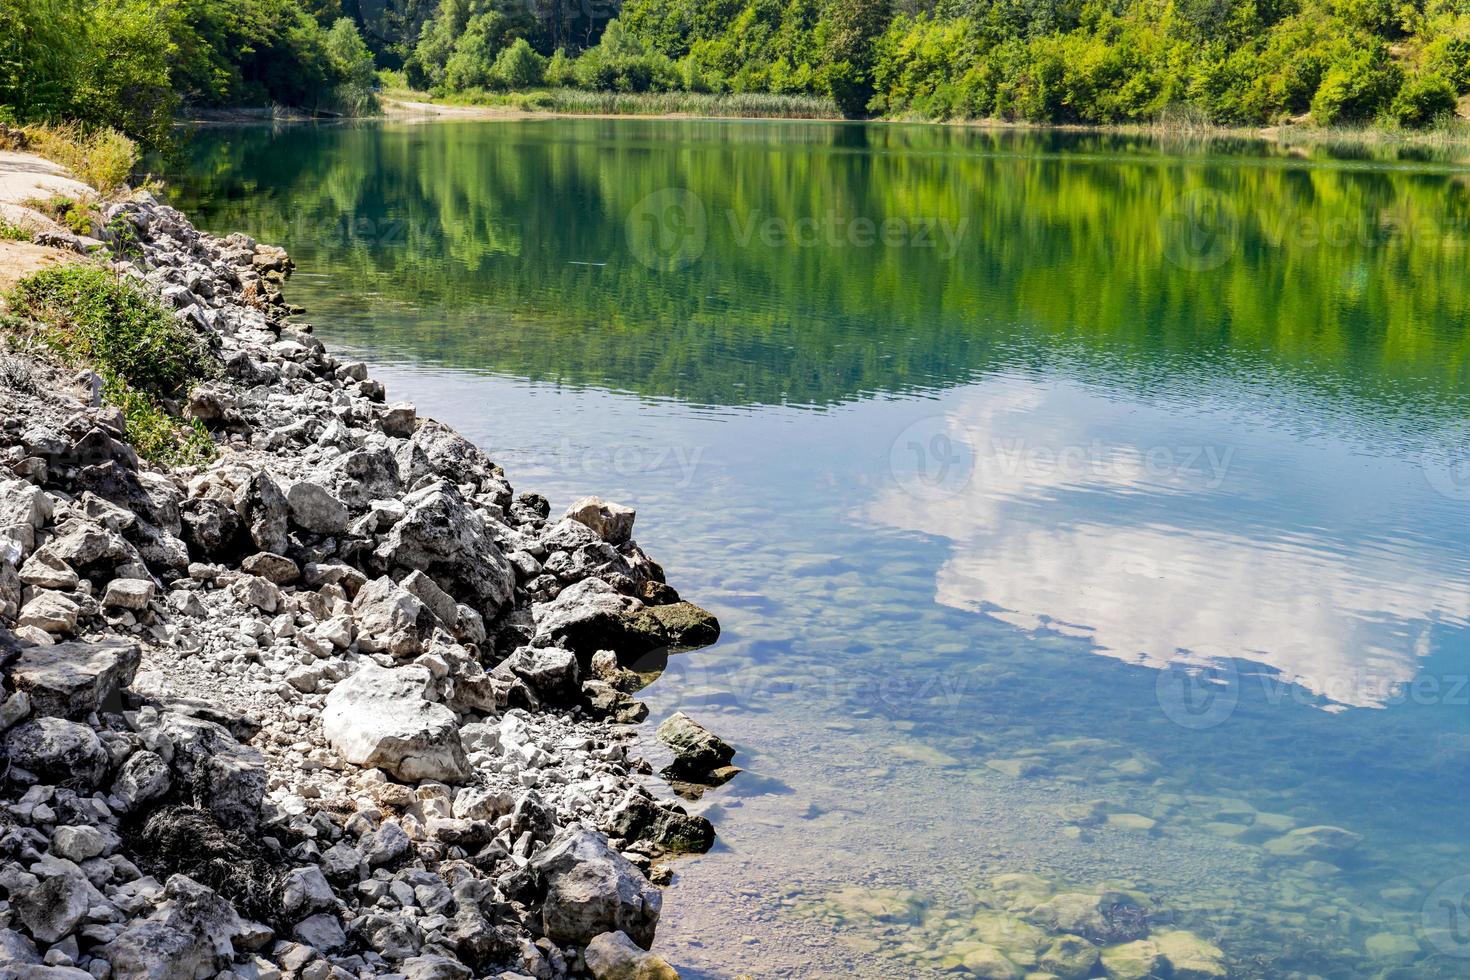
[24,195,99,236]
[1392,72,1458,127]
[101,379,215,464]
[6,265,215,396]
[22,123,138,195]
[1309,46,1402,125]
[4,265,218,463]
[0,221,31,242]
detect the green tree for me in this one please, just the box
[326,17,378,111]
[0,0,82,123]
[818,0,892,116]
[492,37,546,88]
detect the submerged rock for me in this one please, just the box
[1262,824,1362,860]
[1099,939,1161,980]
[655,712,735,779]
[1154,930,1227,979]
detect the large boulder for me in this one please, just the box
[353,576,429,659]
[0,479,52,540]
[400,420,498,489]
[497,646,581,705]
[530,829,661,949]
[531,577,642,656]
[3,717,108,787]
[285,481,349,535]
[111,749,171,811]
[245,472,289,555]
[13,868,89,943]
[584,931,680,980]
[628,602,720,649]
[104,921,213,980]
[321,663,470,783]
[605,790,715,854]
[7,638,139,719]
[375,482,515,616]
[327,447,401,509]
[17,592,79,635]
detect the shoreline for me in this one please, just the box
[0,151,728,979]
[174,96,1470,155]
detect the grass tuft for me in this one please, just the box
[4,265,218,463]
[21,123,139,196]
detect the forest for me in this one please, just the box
[4,0,1470,141]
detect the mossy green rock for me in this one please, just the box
[1026,893,1109,942]
[826,886,925,924]
[1262,825,1362,859]
[1099,939,1161,979]
[950,941,1022,979]
[1155,930,1228,979]
[1038,934,1100,979]
[970,911,1048,966]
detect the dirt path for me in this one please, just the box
[0,151,89,295]
[0,150,92,205]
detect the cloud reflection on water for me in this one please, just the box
[868,375,1470,707]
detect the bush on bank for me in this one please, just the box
[4,265,217,464]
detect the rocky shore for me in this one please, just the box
[0,185,732,979]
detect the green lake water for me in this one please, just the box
[162,118,1470,979]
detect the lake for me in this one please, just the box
[162,117,1470,978]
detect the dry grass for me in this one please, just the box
[20,122,139,195]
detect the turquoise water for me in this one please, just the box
[163,119,1470,978]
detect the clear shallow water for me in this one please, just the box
[163,119,1470,978]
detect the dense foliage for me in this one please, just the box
[386,0,1470,127]
[5,0,1468,150]
[0,0,378,145]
